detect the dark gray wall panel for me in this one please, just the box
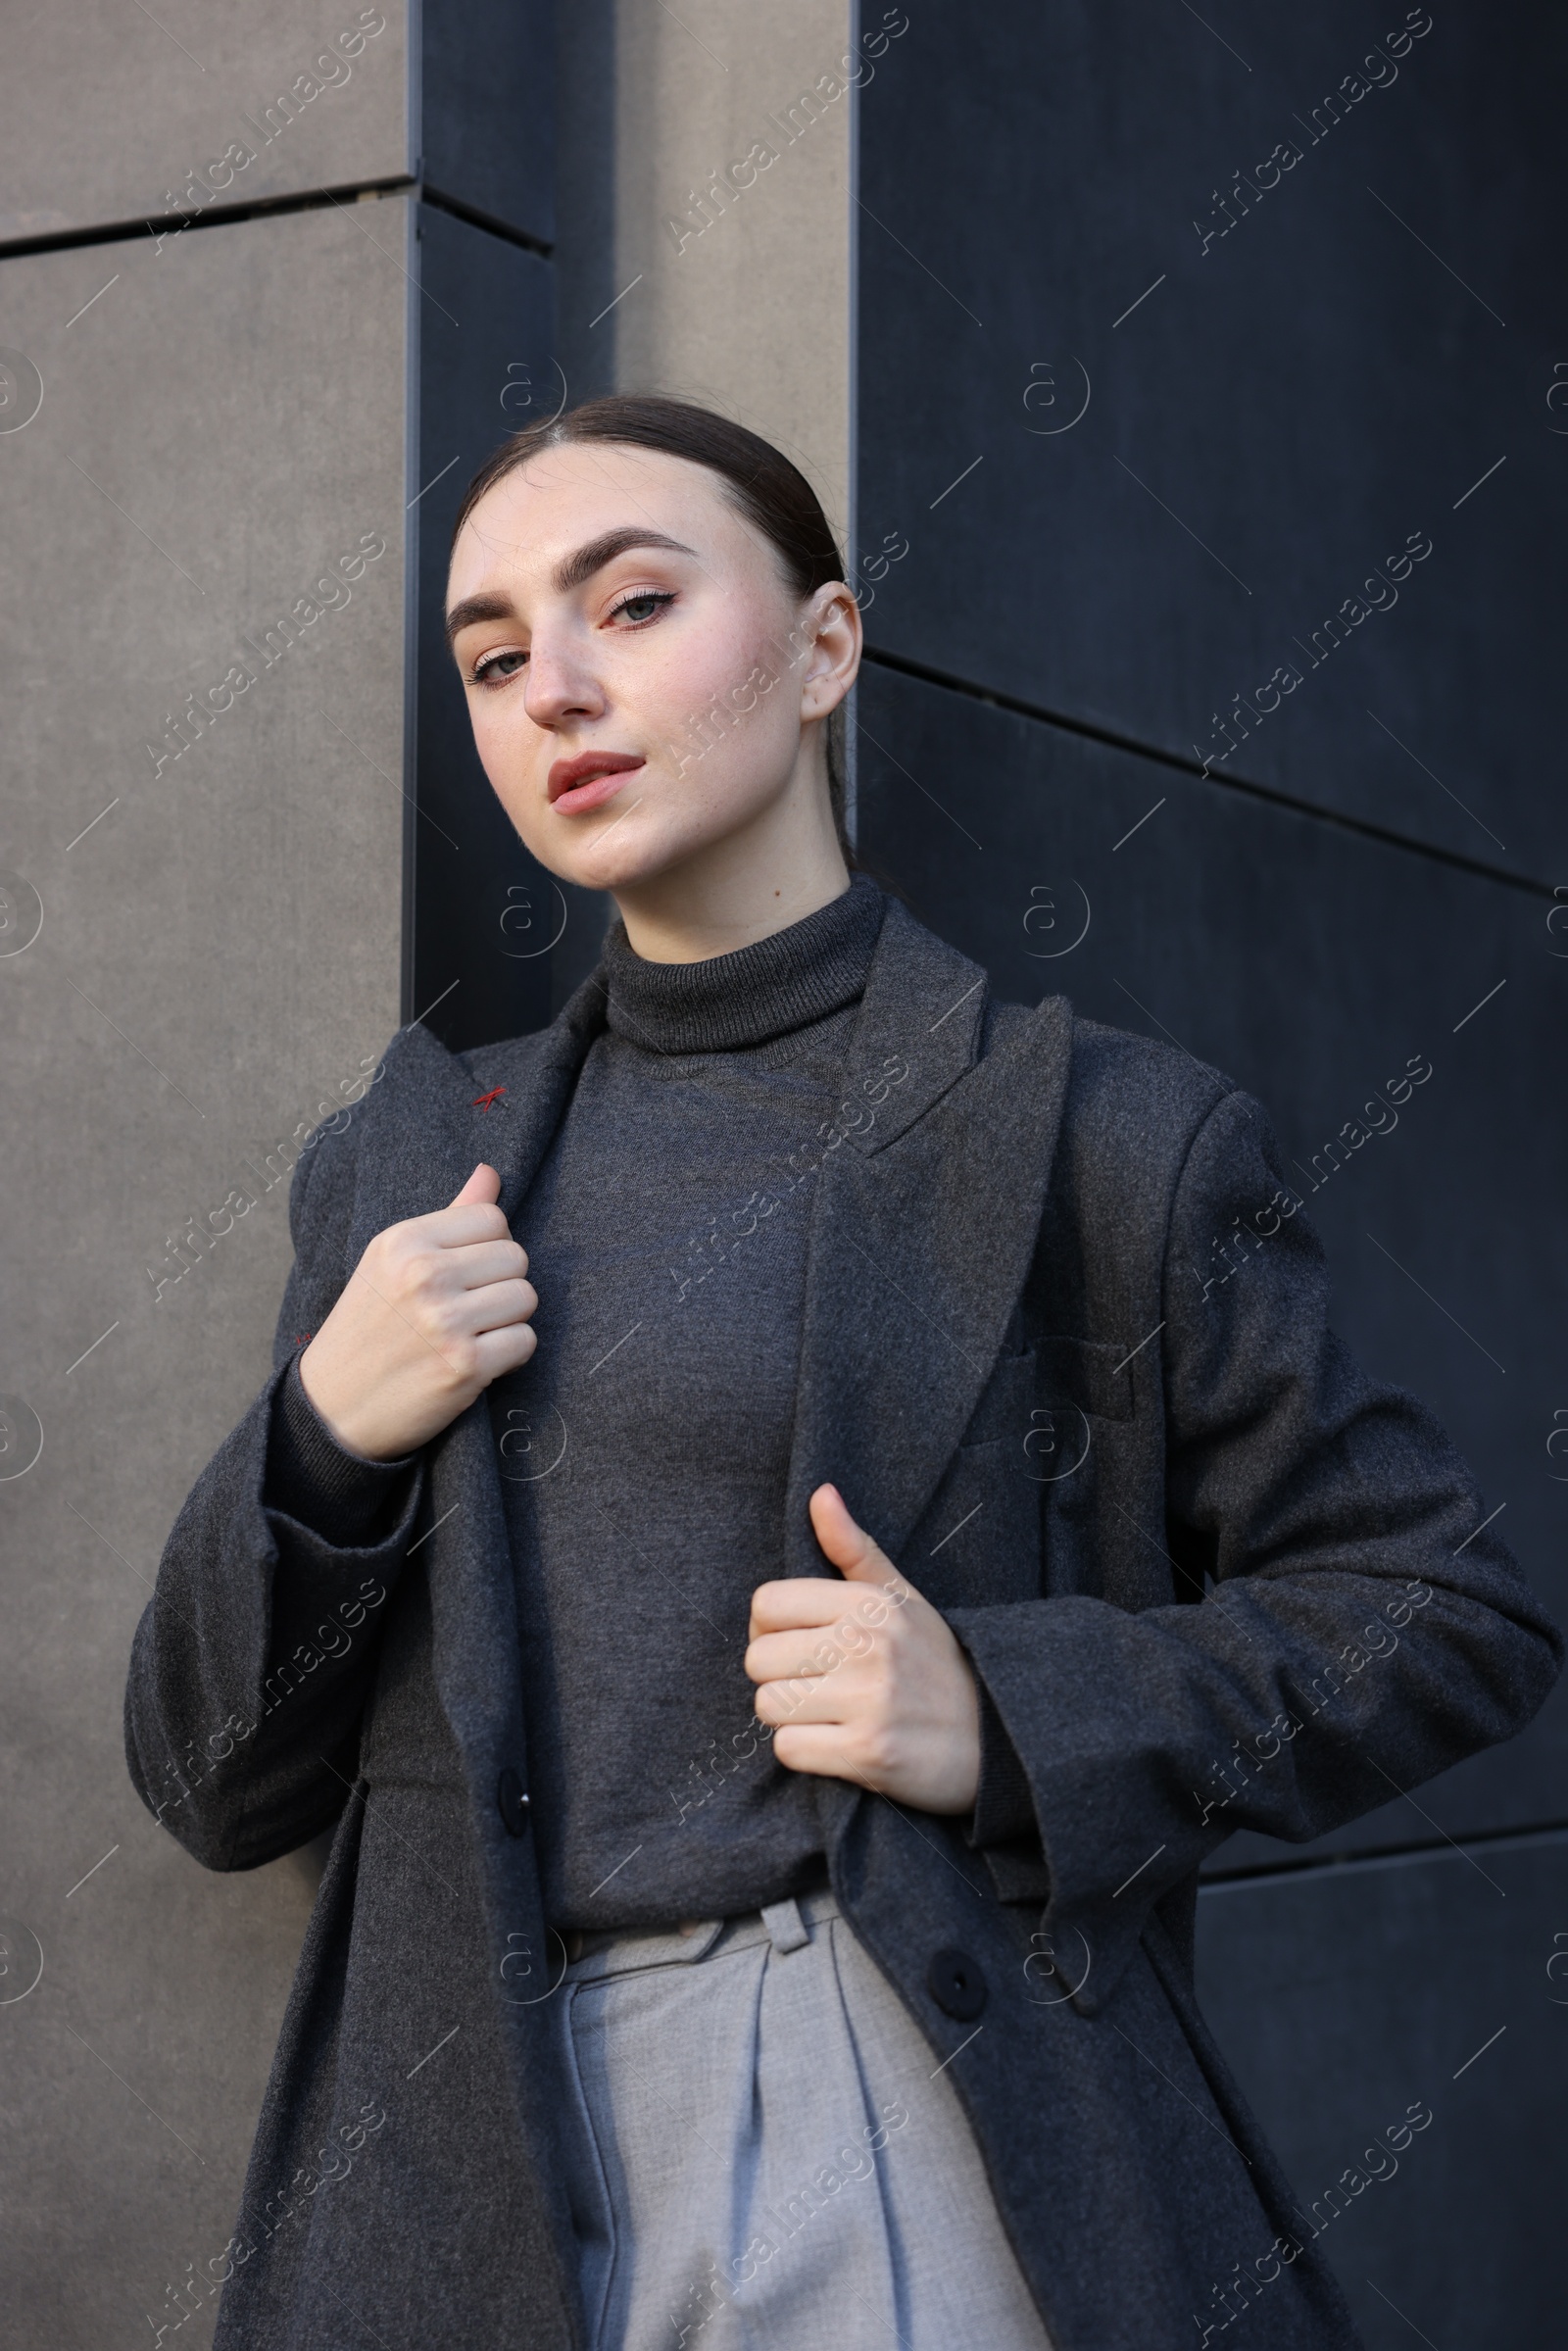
[1195,1833,1568,2349]
[553,0,619,407]
[856,660,1566,1861]
[857,3,1564,880]
[408,201,578,1053]
[422,0,555,245]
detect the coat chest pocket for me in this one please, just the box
[1034,1335,1135,1423]
[957,1334,1130,1480]
[912,1349,1043,1604]
[968,1338,1137,1591]
[913,1339,1134,1601]
[1030,1336,1137,1597]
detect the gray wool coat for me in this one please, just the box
[124,895,1560,2351]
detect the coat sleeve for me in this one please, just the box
[946,1083,1563,2001]
[123,1065,429,1871]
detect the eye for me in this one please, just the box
[608,590,675,626]
[471,647,527,687]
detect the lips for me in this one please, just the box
[546,750,645,814]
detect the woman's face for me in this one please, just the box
[445,440,858,896]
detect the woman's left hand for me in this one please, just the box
[745,1484,982,1814]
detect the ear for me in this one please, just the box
[798,583,862,723]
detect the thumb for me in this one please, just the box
[808,1483,900,1584]
[448,1161,502,1209]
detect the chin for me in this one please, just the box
[513,808,686,897]
[516,773,782,897]
[554,837,675,895]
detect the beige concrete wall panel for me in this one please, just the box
[610,0,855,561]
[0,3,410,242]
[0,199,410,2344]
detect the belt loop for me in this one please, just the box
[760,1896,809,1954]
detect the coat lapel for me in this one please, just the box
[338,980,610,1939]
[349,983,611,2304]
[782,903,1074,1861]
[346,976,609,1262]
[472,975,612,1225]
[783,900,1075,1577]
[349,972,610,1770]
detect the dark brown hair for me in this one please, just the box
[450,394,852,847]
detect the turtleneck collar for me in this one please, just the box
[600,871,886,1055]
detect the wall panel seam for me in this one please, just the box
[0,177,421,263]
[860,645,1550,901]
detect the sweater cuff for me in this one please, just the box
[266,1352,418,1546]
[964,1671,1039,1849]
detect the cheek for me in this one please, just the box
[665,620,808,808]
[466,696,531,804]
[464,696,564,865]
[640,608,792,749]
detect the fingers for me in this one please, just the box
[748,1576,868,1640]
[448,1161,501,1209]
[421,1200,517,1255]
[408,1166,519,1259]
[747,1599,878,1666]
[440,1236,531,1293]
[466,1276,538,1337]
[466,1317,539,1382]
[392,1179,529,1285]
[808,1483,891,1581]
[305,1167,534,1461]
[746,1581,895,1704]
[751,1657,876,1725]
[765,1726,875,1784]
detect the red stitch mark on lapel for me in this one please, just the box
[471,1087,507,1111]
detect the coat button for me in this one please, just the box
[927,1945,987,2022]
[496,1767,530,1837]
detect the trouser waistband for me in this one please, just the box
[560,1877,839,1984]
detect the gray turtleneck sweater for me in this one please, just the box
[266,875,1034,1929]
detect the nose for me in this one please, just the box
[523,631,607,732]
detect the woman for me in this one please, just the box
[126,397,1559,2351]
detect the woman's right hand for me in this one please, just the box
[297,1163,537,1462]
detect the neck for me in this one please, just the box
[611,767,850,964]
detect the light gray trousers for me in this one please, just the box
[547,1884,1054,2351]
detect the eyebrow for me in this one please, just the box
[444,527,699,648]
